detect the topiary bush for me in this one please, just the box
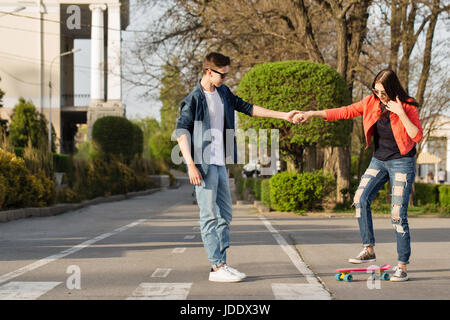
[237,61,352,170]
[92,116,142,163]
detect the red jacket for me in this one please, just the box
[324,95,423,155]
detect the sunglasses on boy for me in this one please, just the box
[207,68,228,79]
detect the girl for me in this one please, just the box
[294,69,423,282]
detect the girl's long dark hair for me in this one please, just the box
[371,69,419,107]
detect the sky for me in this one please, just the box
[119,0,162,121]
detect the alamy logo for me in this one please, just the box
[171,122,280,175]
[66,265,81,290]
[66,5,81,30]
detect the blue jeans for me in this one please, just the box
[195,165,233,268]
[354,156,415,265]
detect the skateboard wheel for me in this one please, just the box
[344,274,353,282]
[335,273,343,281]
[382,272,390,281]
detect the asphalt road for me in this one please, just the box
[0,178,448,302]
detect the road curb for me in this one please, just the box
[0,178,182,224]
[250,201,449,219]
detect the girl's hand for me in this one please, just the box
[386,97,405,116]
[294,111,313,124]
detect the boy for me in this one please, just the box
[176,52,298,282]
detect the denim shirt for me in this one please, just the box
[176,81,254,177]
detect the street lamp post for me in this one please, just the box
[48,48,80,153]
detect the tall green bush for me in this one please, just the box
[8,98,56,152]
[237,61,352,171]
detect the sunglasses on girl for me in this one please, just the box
[373,88,388,97]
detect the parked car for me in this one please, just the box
[242,161,261,178]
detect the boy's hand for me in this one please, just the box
[188,164,203,186]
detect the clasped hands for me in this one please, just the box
[285,110,311,124]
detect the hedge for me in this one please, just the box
[414,183,439,205]
[65,158,154,201]
[261,179,271,207]
[438,185,450,207]
[269,170,335,212]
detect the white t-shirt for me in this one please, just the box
[203,88,225,166]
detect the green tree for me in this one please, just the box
[159,57,189,133]
[237,60,352,172]
[145,57,189,170]
[8,97,55,152]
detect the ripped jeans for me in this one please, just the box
[353,156,415,265]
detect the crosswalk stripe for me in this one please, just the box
[151,268,171,278]
[272,283,331,300]
[126,283,192,300]
[0,281,61,300]
[259,216,331,300]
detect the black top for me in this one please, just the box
[373,104,416,161]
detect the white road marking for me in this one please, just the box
[151,268,172,278]
[0,219,148,286]
[184,235,195,240]
[0,281,61,300]
[172,248,186,254]
[272,283,331,300]
[126,283,192,300]
[192,226,200,231]
[259,216,331,300]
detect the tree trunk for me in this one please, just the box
[292,0,325,63]
[389,0,402,72]
[416,0,440,107]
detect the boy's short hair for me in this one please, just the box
[203,52,231,72]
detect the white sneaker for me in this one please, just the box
[390,266,409,282]
[209,266,242,283]
[224,265,246,280]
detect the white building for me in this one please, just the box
[417,114,450,184]
[0,0,129,153]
